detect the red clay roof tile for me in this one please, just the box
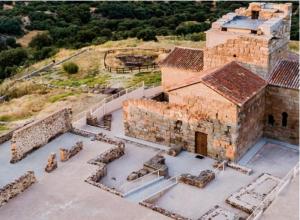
[160,47,204,72]
[268,60,299,90]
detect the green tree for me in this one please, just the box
[29,33,53,49]
[137,29,157,41]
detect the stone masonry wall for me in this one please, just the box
[11,108,72,163]
[123,99,239,161]
[0,171,36,207]
[204,36,271,78]
[236,90,266,160]
[264,86,299,145]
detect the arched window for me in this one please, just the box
[268,115,275,126]
[282,112,288,127]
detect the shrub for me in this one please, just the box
[63,62,79,74]
[29,33,53,49]
[136,29,158,41]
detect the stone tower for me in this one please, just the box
[204,2,292,79]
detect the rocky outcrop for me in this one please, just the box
[0,171,36,207]
[179,170,215,188]
[45,153,57,173]
[10,108,72,163]
[60,141,83,162]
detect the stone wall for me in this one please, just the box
[123,99,239,161]
[161,67,204,91]
[0,171,36,207]
[60,141,83,162]
[11,108,72,163]
[168,82,238,124]
[204,36,273,78]
[236,90,265,159]
[264,86,299,145]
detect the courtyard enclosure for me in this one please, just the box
[10,108,72,163]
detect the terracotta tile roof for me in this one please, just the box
[268,59,299,90]
[160,47,204,72]
[201,62,267,106]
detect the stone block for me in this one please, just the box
[45,153,57,173]
[179,170,215,188]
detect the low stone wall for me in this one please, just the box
[85,156,124,197]
[71,127,96,137]
[0,130,14,145]
[88,144,125,165]
[143,154,168,177]
[0,171,36,207]
[60,141,83,162]
[11,108,72,163]
[140,201,190,220]
[85,140,126,197]
[179,170,215,188]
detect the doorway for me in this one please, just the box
[195,132,208,156]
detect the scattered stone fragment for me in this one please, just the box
[45,153,57,173]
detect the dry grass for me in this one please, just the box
[0,79,48,99]
[289,41,299,53]
[16,30,46,47]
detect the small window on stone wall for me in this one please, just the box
[221,27,227,32]
[251,30,257,34]
[282,112,288,127]
[233,54,237,58]
[268,115,275,126]
[175,120,182,131]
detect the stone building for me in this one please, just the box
[123,2,299,162]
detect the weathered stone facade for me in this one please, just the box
[236,90,266,159]
[0,171,36,207]
[264,86,299,144]
[10,108,72,163]
[123,99,238,160]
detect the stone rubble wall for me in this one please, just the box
[60,141,83,162]
[123,99,238,161]
[88,144,125,165]
[264,86,299,145]
[10,108,72,163]
[0,171,36,207]
[140,201,190,220]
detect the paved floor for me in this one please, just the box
[262,173,299,220]
[0,133,89,187]
[101,142,159,193]
[0,133,169,220]
[245,141,299,178]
